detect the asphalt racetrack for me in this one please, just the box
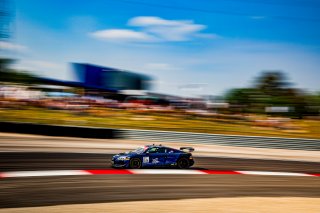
[1,152,320,208]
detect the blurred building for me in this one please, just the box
[72,63,151,92]
[202,95,229,111]
[41,63,152,98]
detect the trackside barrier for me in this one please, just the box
[121,129,320,151]
[0,122,319,151]
[0,122,121,139]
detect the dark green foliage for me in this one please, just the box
[0,58,41,84]
[225,71,319,117]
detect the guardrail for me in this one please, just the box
[0,121,319,151]
[121,129,320,151]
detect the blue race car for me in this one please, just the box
[111,145,195,169]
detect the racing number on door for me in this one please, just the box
[143,157,149,163]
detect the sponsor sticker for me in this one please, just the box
[152,158,159,164]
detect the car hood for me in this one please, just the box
[113,152,138,158]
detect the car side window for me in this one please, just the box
[158,147,166,153]
[146,147,166,153]
[146,147,158,153]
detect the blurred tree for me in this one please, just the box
[304,92,320,116]
[225,88,264,113]
[254,71,307,117]
[226,88,251,106]
[0,58,14,71]
[255,71,289,95]
[225,71,313,118]
[0,58,40,84]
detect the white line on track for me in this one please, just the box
[0,170,318,178]
[0,170,90,178]
[237,171,313,177]
[130,169,207,175]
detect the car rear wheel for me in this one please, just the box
[129,158,142,169]
[177,158,190,169]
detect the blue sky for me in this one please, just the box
[2,0,320,96]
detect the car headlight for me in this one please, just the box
[117,156,130,160]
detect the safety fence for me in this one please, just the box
[1,121,319,151]
[121,129,320,151]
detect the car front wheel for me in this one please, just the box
[129,158,142,169]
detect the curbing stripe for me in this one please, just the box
[237,171,313,177]
[0,169,319,178]
[130,169,207,175]
[0,170,90,178]
[201,170,241,175]
[86,169,134,175]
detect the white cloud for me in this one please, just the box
[129,16,216,41]
[90,16,216,43]
[90,29,156,42]
[143,23,205,41]
[0,41,28,52]
[129,16,191,27]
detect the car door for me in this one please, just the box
[145,147,167,167]
[166,148,180,166]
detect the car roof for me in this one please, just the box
[146,144,164,147]
[145,145,177,150]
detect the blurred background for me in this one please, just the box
[1,1,320,212]
[0,0,319,139]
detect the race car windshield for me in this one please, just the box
[132,147,145,154]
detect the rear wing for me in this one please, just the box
[180,147,195,152]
